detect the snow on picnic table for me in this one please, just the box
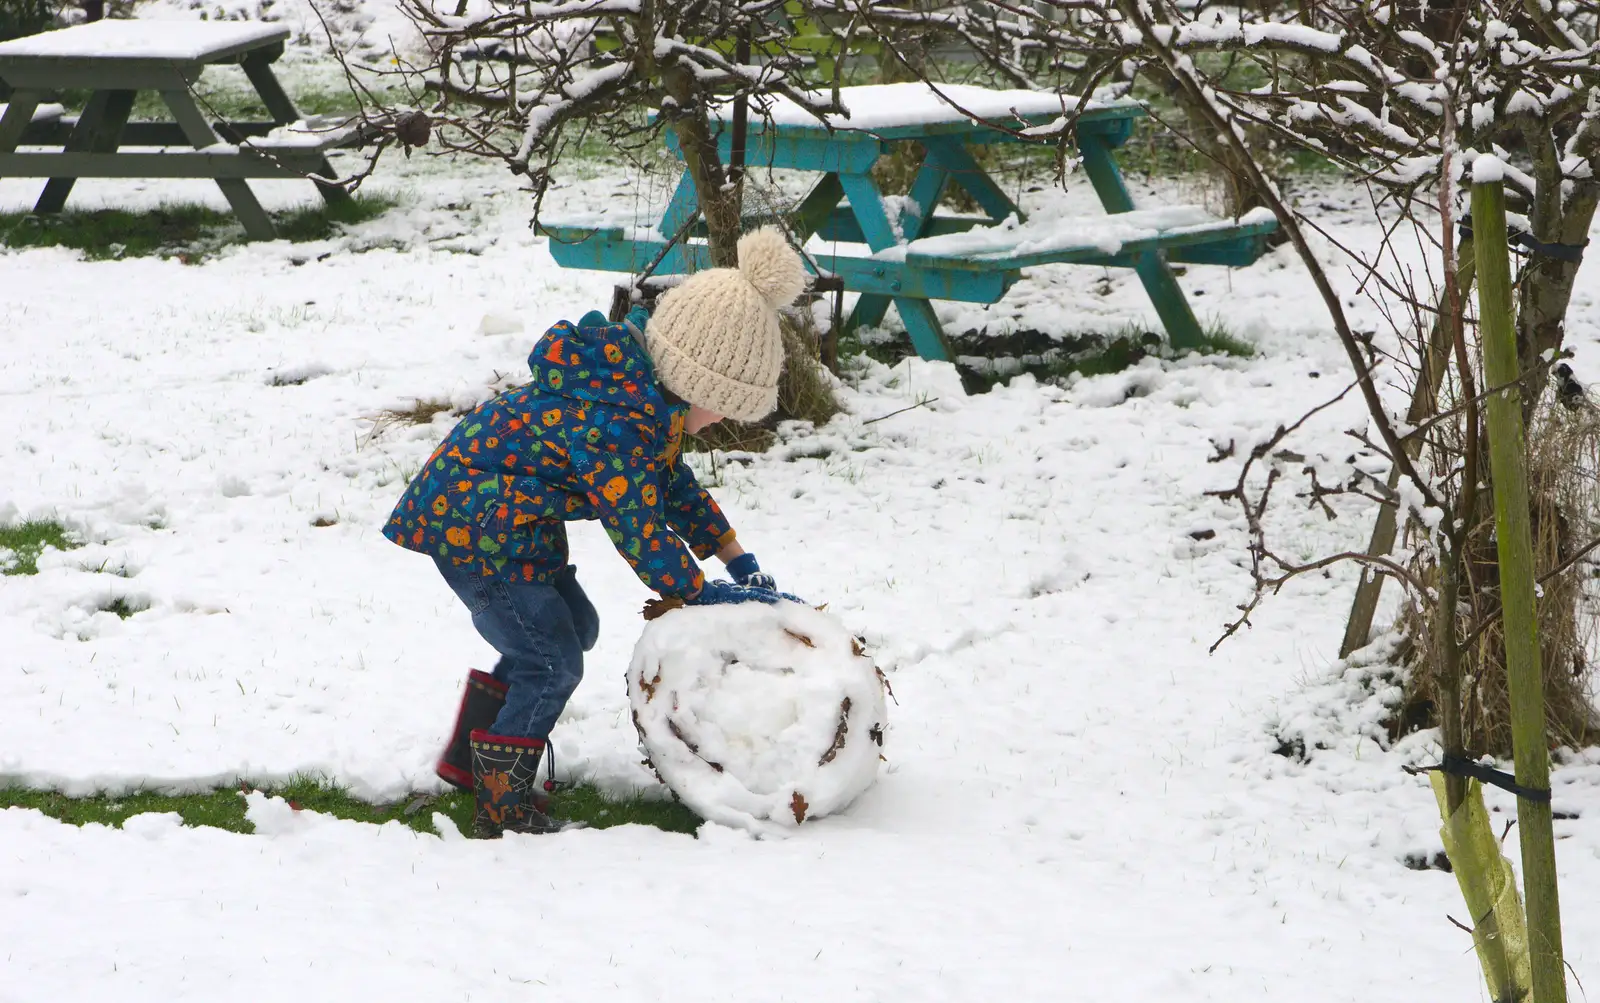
[894,204,1278,261]
[3,159,1600,1001]
[0,101,65,123]
[717,82,1127,130]
[0,19,288,62]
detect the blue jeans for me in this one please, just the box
[434,558,599,741]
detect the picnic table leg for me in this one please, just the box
[890,297,956,364]
[240,51,350,205]
[657,169,699,238]
[33,89,134,214]
[160,88,277,241]
[789,172,845,240]
[794,172,890,330]
[1130,250,1206,350]
[1077,132,1207,351]
[904,155,952,232]
[838,170,955,362]
[921,136,1022,224]
[847,156,952,334]
[0,91,44,157]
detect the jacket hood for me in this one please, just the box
[525,315,670,416]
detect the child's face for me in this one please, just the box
[685,406,724,434]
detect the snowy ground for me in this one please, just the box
[5,77,1600,999]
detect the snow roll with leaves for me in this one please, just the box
[627,601,887,834]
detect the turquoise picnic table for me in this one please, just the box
[538,83,1279,362]
[0,19,355,240]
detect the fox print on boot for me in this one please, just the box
[469,731,575,837]
[437,670,507,791]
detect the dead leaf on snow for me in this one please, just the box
[638,669,663,702]
[783,628,815,648]
[876,666,897,703]
[818,697,851,765]
[642,596,686,621]
[668,718,699,754]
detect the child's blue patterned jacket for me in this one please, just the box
[384,315,735,597]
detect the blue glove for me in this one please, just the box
[625,305,650,333]
[724,552,778,592]
[688,579,805,606]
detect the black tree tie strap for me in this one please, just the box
[1457,220,1588,263]
[1405,754,1552,803]
[1511,231,1588,263]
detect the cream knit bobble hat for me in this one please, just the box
[645,226,808,424]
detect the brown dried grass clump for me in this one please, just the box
[361,398,464,445]
[385,398,459,425]
[1394,399,1600,756]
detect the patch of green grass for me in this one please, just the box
[1,204,220,259]
[54,82,368,124]
[0,519,79,576]
[0,778,702,837]
[1194,326,1255,359]
[945,321,1254,393]
[542,784,702,833]
[0,195,397,261]
[275,194,396,241]
[833,322,902,371]
[292,92,364,118]
[843,319,1253,392]
[99,597,146,619]
[4,787,255,832]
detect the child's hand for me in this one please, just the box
[688,579,805,607]
[689,580,775,606]
[725,553,777,592]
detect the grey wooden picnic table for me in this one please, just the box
[0,20,351,240]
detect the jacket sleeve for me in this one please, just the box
[570,446,706,598]
[661,455,737,560]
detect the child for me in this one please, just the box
[385,227,809,837]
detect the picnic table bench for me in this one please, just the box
[0,20,357,240]
[537,83,1278,362]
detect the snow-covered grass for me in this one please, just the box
[50,67,377,122]
[0,194,394,260]
[1,777,701,834]
[941,319,1255,391]
[0,519,77,576]
[5,63,1600,999]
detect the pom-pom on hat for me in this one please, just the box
[645,226,808,424]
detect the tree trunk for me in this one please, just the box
[1514,140,1598,411]
[876,1,930,84]
[660,64,742,269]
[1339,244,1475,657]
[1147,64,1267,218]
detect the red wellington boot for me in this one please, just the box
[436,670,507,790]
[469,731,575,837]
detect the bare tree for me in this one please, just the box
[383,0,869,266]
[834,0,1600,739]
[932,1,1598,394]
